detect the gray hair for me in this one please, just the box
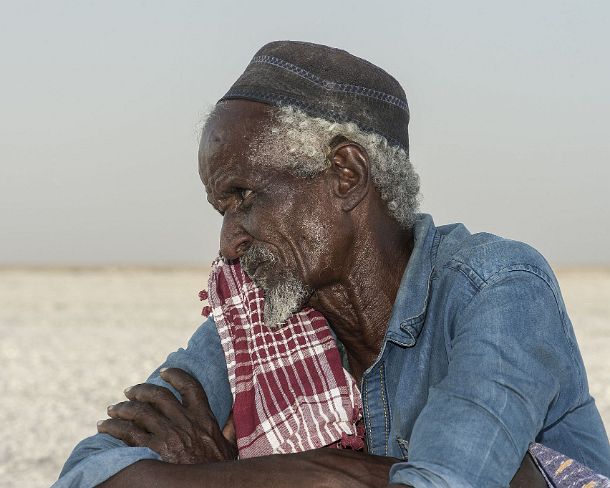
[259,106,420,229]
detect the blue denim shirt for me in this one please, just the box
[53,214,610,487]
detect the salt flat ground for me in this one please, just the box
[0,267,608,488]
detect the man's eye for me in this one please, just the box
[238,188,254,200]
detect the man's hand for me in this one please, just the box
[97,368,237,464]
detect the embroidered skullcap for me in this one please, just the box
[219,40,410,154]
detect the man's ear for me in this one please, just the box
[328,141,370,211]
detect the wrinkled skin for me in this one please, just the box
[99,100,547,487]
[97,368,237,464]
[198,100,412,382]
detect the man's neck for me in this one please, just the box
[308,224,413,384]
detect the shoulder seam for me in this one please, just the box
[444,260,486,291]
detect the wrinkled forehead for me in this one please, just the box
[199,100,276,166]
[198,100,279,192]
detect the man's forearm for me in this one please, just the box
[98,449,398,488]
[97,444,544,488]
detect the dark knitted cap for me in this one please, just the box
[219,41,410,154]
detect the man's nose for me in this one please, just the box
[219,213,251,260]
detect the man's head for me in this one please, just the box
[198,41,419,327]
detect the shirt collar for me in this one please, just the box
[385,213,439,347]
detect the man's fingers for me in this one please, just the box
[107,400,168,434]
[159,368,212,414]
[97,418,151,447]
[123,382,186,424]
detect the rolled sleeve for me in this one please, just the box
[390,269,568,487]
[390,461,473,487]
[52,317,232,488]
[51,434,161,488]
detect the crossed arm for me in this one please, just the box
[95,368,544,488]
[96,368,399,488]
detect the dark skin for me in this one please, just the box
[97,100,546,487]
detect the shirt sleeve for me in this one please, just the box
[51,316,232,488]
[389,268,571,487]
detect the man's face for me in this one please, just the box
[198,100,350,326]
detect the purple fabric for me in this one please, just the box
[529,443,610,487]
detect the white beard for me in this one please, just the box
[262,274,312,327]
[240,245,312,328]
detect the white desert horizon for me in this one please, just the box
[0,266,608,488]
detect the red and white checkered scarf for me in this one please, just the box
[201,258,363,459]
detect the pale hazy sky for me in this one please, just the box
[1,1,609,265]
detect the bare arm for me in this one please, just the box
[98,448,398,488]
[98,448,544,488]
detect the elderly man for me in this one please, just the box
[54,41,610,488]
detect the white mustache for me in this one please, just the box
[240,244,279,282]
